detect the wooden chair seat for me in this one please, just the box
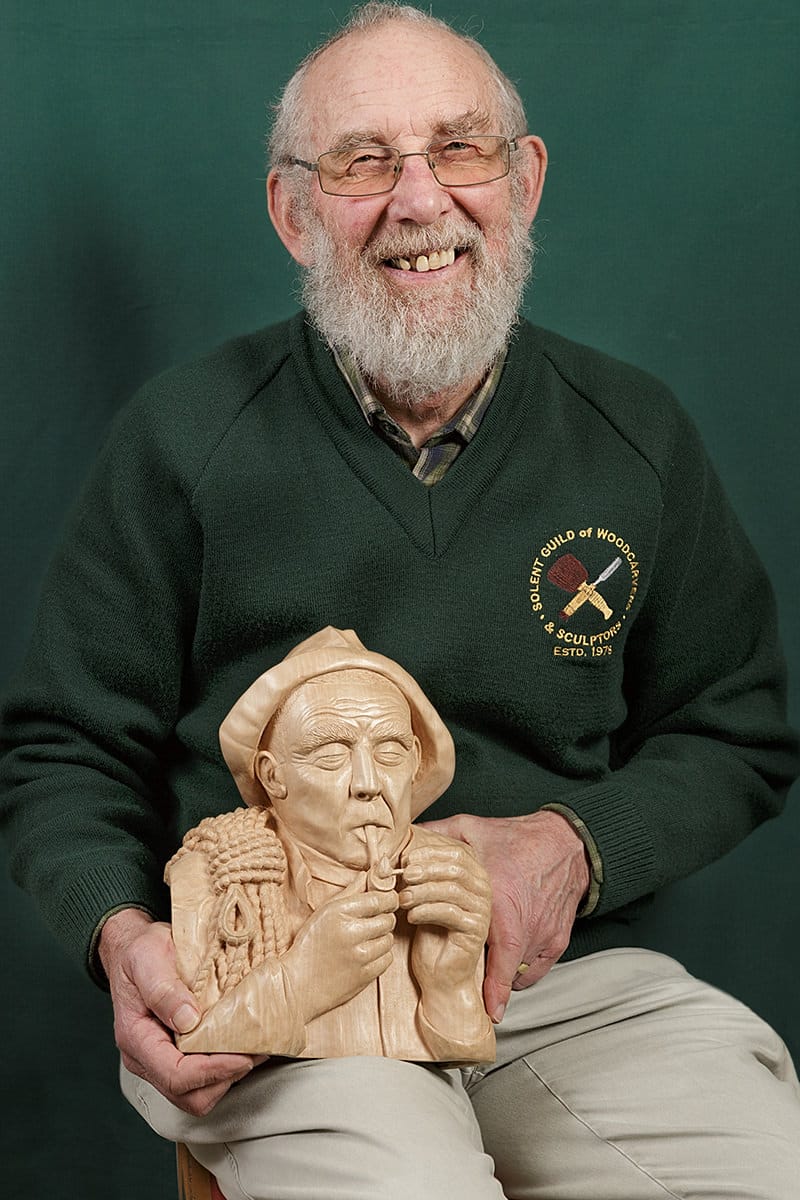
[176,1142,227,1200]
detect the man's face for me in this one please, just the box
[269,22,546,405]
[258,670,421,869]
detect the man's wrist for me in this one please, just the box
[539,804,603,917]
[96,906,155,982]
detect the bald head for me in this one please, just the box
[268,2,527,169]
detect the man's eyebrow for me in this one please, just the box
[428,107,495,138]
[295,719,357,754]
[370,719,413,748]
[327,130,392,152]
[327,109,495,153]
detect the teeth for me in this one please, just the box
[387,247,458,272]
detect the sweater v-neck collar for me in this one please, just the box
[289,313,544,558]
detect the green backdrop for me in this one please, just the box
[2,2,798,1194]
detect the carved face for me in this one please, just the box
[257,669,421,868]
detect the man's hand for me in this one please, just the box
[99,909,258,1116]
[399,843,491,991]
[419,811,590,1023]
[281,888,398,1022]
[399,842,492,1039]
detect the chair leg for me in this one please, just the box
[176,1142,227,1200]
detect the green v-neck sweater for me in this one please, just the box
[1,313,797,978]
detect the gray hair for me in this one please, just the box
[267,2,528,170]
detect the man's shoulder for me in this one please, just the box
[519,321,693,477]
[128,312,304,425]
[100,313,306,480]
[523,322,677,409]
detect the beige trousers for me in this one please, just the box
[122,949,800,1199]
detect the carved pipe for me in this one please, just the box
[365,823,401,891]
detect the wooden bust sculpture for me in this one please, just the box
[166,627,495,1064]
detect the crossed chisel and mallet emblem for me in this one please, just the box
[546,553,622,621]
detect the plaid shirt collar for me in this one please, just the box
[333,345,507,487]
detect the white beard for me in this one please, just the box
[299,193,533,408]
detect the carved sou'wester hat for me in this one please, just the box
[219,627,455,819]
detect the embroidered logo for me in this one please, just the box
[528,526,640,659]
[547,553,621,620]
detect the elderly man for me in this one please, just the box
[1,3,799,1198]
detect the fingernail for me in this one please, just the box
[403,866,423,882]
[173,1004,200,1033]
[397,889,412,905]
[491,1002,506,1024]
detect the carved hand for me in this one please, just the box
[281,888,398,1022]
[98,908,259,1115]
[399,843,492,1034]
[419,811,590,1023]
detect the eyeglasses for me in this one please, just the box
[287,135,518,197]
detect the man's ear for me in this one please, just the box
[256,749,288,802]
[267,169,316,266]
[514,134,548,228]
[411,735,423,782]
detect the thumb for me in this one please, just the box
[483,941,516,1025]
[483,908,525,1024]
[417,815,467,840]
[126,929,201,1035]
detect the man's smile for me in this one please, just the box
[384,246,459,272]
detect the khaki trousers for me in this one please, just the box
[122,949,800,1199]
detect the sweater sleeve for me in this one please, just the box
[555,406,799,917]
[0,397,202,978]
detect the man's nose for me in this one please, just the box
[350,744,380,799]
[384,151,453,226]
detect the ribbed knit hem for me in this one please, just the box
[55,861,168,987]
[552,782,656,917]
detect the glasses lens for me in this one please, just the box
[430,136,509,186]
[318,146,399,195]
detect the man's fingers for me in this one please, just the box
[483,902,528,1024]
[121,1014,255,1113]
[166,1051,255,1097]
[401,859,491,901]
[399,877,489,912]
[124,1049,246,1116]
[172,1080,239,1118]
[131,1013,253,1087]
[403,897,488,938]
[355,933,394,964]
[332,889,399,917]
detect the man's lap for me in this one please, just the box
[473,948,800,1198]
[121,949,800,1199]
[123,1055,502,1200]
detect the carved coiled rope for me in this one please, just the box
[172,808,288,999]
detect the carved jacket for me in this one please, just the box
[168,817,495,1064]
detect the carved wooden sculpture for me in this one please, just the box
[167,627,495,1063]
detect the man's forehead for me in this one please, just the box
[285,671,412,725]
[302,23,500,151]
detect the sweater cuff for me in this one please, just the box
[88,903,159,989]
[545,782,656,916]
[55,861,168,987]
[540,803,603,916]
